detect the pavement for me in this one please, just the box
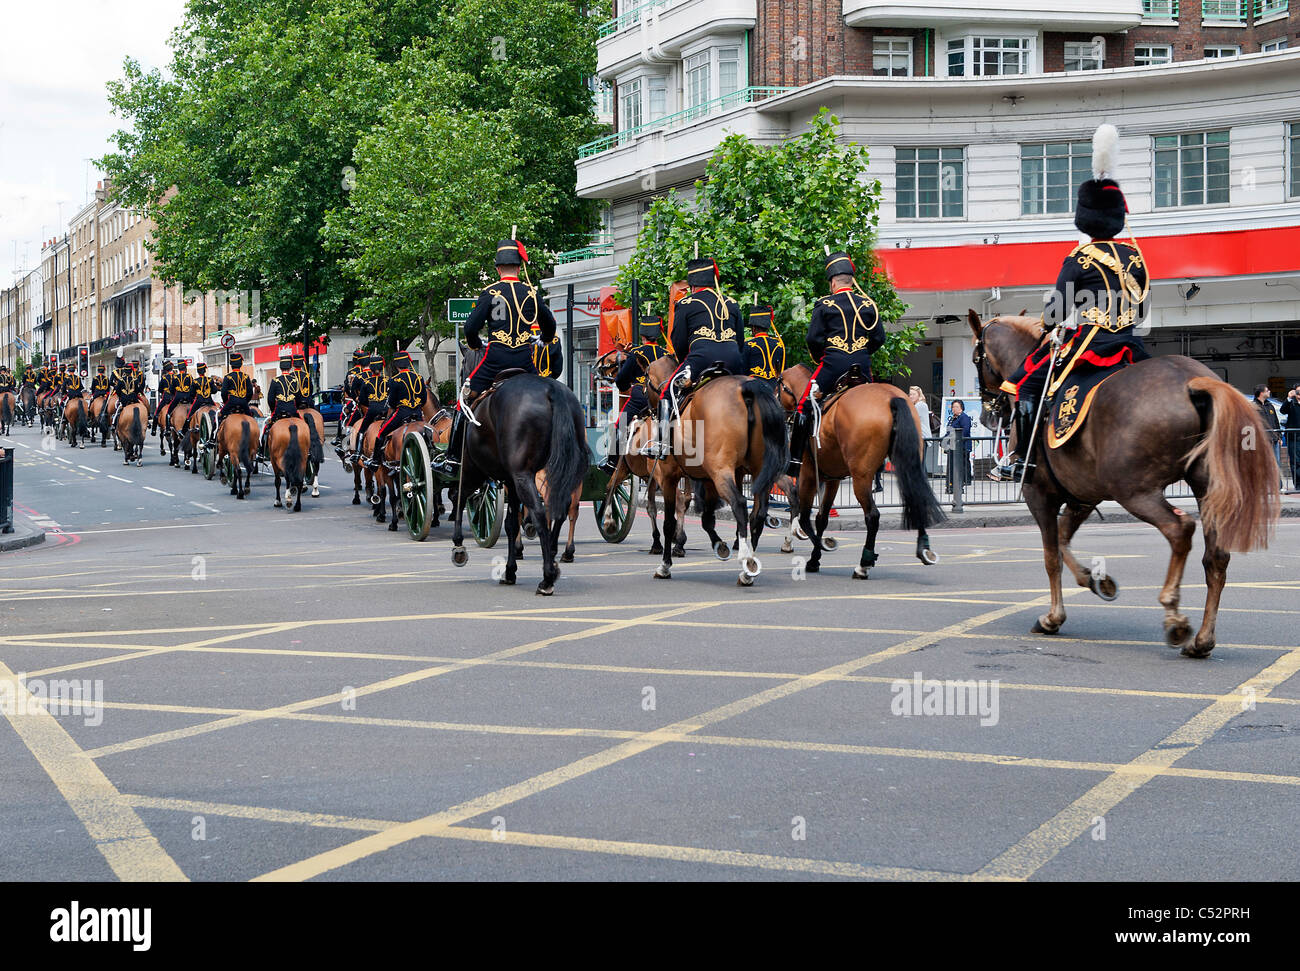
[1,419,1299,882]
[0,512,45,553]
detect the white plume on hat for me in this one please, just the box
[1092,124,1120,181]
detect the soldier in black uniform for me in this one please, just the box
[218,353,254,418]
[650,257,744,457]
[172,360,195,424]
[1000,125,1149,482]
[0,367,14,393]
[153,361,176,434]
[743,303,786,385]
[372,350,426,466]
[64,365,85,396]
[291,353,316,409]
[89,365,111,400]
[533,326,564,381]
[337,348,369,446]
[438,238,556,473]
[598,314,666,475]
[787,251,887,478]
[351,354,388,466]
[115,359,146,405]
[181,362,218,435]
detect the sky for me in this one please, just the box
[0,0,185,283]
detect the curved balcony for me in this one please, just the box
[842,0,1143,31]
[598,0,757,77]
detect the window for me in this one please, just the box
[1201,0,1245,20]
[873,37,913,76]
[1063,40,1104,71]
[718,47,741,101]
[1289,122,1299,198]
[1203,45,1240,58]
[1141,0,1178,16]
[1134,44,1172,65]
[648,75,667,120]
[1261,38,1288,52]
[619,78,642,131]
[685,51,710,111]
[1256,0,1289,17]
[947,36,1032,77]
[1022,142,1092,215]
[896,147,965,219]
[1154,131,1230,207]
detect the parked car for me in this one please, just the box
[312,386,344,424]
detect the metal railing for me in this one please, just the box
[553,236,615,264]
[597,0,675,38]
[741,433,1300,519]
[1202,0,1245,21]
[1141,0,1179,17]
[578,86,794,158]
[1254,0,1288,17]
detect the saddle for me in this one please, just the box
[815,366,870,415]
[674,361,730,412]
[491,368,529,386]
[1045,363,1126,449]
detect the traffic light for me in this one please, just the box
[78,346,89,375]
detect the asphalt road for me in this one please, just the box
[2,418,1298,882]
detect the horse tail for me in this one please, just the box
[1185,376,1279,552]
[0,394,11,426]
[543,384,588,523]
[285,424,305,494]
[130,407,143,451]
[306,413,323,466]
[742,381,789,502]
[238,419,253,472]
[889,395,946,531]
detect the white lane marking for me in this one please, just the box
[78,465,100,473]
[107,474,131,483]
[189,502,220,513]
[58,523,220,535]
[52,456,72,464]
[143,486,175,497]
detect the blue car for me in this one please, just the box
[312,387,344,424]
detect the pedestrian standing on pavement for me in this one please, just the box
[1281,383,1300,493]
[944,398,973,495]
[1252,384,1282,489]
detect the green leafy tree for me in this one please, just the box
[616,109,924,379]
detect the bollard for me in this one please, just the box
[948,426,964,514]
[0,447,13,534]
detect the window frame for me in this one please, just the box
[873,36,913,77]
[1152,130,1231,209]
[895,146,967,220]
[1020,140,1093,217]
[618,76,643,131]
[1133,44,1173,65]
[683,50,711,112]
[1202,45,1241,59]
[1288,122,1300,200]
[1063,39,1105,72]
[945,34,1034,77]
[1261,38,1288,53]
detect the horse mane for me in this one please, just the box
[992,315,1045,341]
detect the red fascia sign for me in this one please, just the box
[252,340,328,365]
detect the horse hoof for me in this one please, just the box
[451,547,468,567]
[740,555,761,579]
[853,566,869,579]
[766,515,781,529]
[654,566,671,579]
[274,500,283,508]
[918,547,940,566]
[561,550,574,563]
[737,573,754,587]
[1089,574,1119,601]
[536,584,554,596]
[352,496,361,505]
[713,541,730,561]
[1164,616,1192,648]
[388,522,398,532]
[1030,617,1060,635]
[649,541,663,555]
[672,545,685,558]
[311,490,320,498]
[805,561,820,574]
[1181,640,1214,659]
[793,525,808,541]
[780,540,793,554]
[822,537,838,552]
[500,576,516,586]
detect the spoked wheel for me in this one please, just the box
[400,432,435,541]
[200,412,218,479]
[467,479,504,548]
[594,475,636,544]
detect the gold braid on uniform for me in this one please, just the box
[822,286,880,355]
[688,286,737,343]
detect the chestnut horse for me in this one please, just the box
[166,401,191,467]
[777,365,944,577]
[969,311,1279,658]
[268,417,312,512]
[180,403,219,474]
[642,356,788,585]
[115,402,148,466]
[0,391,14,435]
[212,413,257,499]
[62,395,90,449]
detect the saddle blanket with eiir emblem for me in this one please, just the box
[1046,366,1125,449]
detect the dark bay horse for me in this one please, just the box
[0,391,14,435]
[269,417,312,512]
[969,311,1280,658]
[643,356,788,586]
[212,414,257,499]
[62,395,90,449]
[778,365,944,577]
[450,372,588,596]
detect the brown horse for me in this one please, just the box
[299,407,326,498]
[87,395,109,445]
[969,311,1280,658]
[166,400,191,467]
[212,413,258,499]
[777,365,944,577]
[38,391,59,432]
[268,417,312,512]
[642,356,788,585]
[62,395,90,449]
[0,391,15,436]
[375,417,431,531]
[115,401,148,466]
[180,403,218,474]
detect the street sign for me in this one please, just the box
[221,332,236,350]
[447,298,476,384]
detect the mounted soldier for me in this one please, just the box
[351,353,388,467]
[998,124,1150,483]
[372,350,426,468]
[438,236,557,474]
[262,354,300,452]
[292,352,316,409]
[115,358,145,405]
[218,352,254,419]
[598,313,666,475]
[651,256,744,458]
[153,360,176,435]
[533,325,564,381]
[181,361,218,436]
[89,364,111,400]
[786,251,886,479]
[744,302,786,386]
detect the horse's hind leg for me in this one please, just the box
[851,475,882,579]
[1120,491,1197,649]
[646,476,663,555]
[697,482,728,559]
[1025,486,1068,634]
[1056,504,1113,598]
[655,474,679,579]
[561,490,578,563]
[352,464,362,505]
[1188,522,1230,659]
[717,472,757,586]
[274,470,283,507]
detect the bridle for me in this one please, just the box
[972,324,1011,424]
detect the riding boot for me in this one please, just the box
[436,409,465,474]
[1014,398,1037,482]
[786,410,810,479]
